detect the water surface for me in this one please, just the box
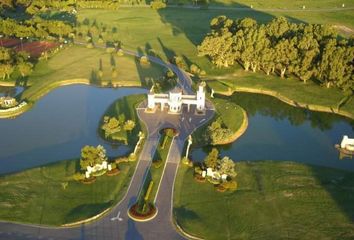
[0,85,147,175]
[192,93,354,171]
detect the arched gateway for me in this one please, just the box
[147,83,206,114]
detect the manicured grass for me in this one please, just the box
[0,159,136,225]
[77,7,354,77]
[99,94,147,145]
[21,45,164,101]
[150,133,174,199]
[205,69,354,117]
[174,161,354,239]
[192,97,245,146]
[137,131,174,205]
[169,0,354,9]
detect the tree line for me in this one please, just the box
[0,47,33,80]
[198,16,354,92]
[0,18,74,40]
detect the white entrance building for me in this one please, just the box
[147,83,206,114]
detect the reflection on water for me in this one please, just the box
[0,85,147,175]
[192,93,354,171]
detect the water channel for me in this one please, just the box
[192,93,354,171]
[0,86,353,175]
[0,85,147,175]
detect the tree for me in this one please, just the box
[80,145,107,171]
[17,61,33,78]
[274,38,298,78]
[204,148,219,170]
[123,120,136,132]
[0,64,14,80]
[219,156,237,178]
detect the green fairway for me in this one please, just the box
[0,159,136,225]
[21,45,164,101]
[174,161,354,239]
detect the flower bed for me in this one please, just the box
[106,168,120,176]
[81,177,96,184]
[194,174,206,183]
[128,203,157,221]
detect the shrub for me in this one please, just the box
[220,180,238,191]
[190,64,200,74]
[106,47,115,53]
[194,166,203,175]
[73,172,85,181]
[200,70,206,76]
[150,1,166,9]
[152,159,163,168]
[140,56,150,65]
[86,42,94,48]
[110,162,117,169]
[128,153,137,161]
[115,156,129,163]
[117,49,124,56]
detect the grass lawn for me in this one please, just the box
[168,0,354,9]
[77,7,354,77]
[174,161,354,239]
[192,97,245,146]
[205,69,354,117]
[77,8,353,115]
[21,45,164,101]
[99,94,147,145]
[137,130,175,206]
[0,159,136,225]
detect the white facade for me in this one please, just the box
[340,135,354,151]
[147,83,205,113]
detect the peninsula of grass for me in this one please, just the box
[0,158,137,226]
[206,70,354,119]
[173,161,354,240]
[20,45,164,102]
[99,94,147,145]
[192,97,246,146]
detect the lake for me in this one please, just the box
[191,93,354,171]
[0,85,147,175]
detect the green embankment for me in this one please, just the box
[21,45,164,101]
[206,71,354,118]
[174,161,354,240]
[192,97,247,146]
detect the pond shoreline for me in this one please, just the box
[214,86,354,120]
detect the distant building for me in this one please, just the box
[147,83,205,114]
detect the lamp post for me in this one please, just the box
[20,37,23,51]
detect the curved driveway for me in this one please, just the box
[0,47,214,240]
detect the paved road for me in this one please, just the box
[0,46,214,239]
